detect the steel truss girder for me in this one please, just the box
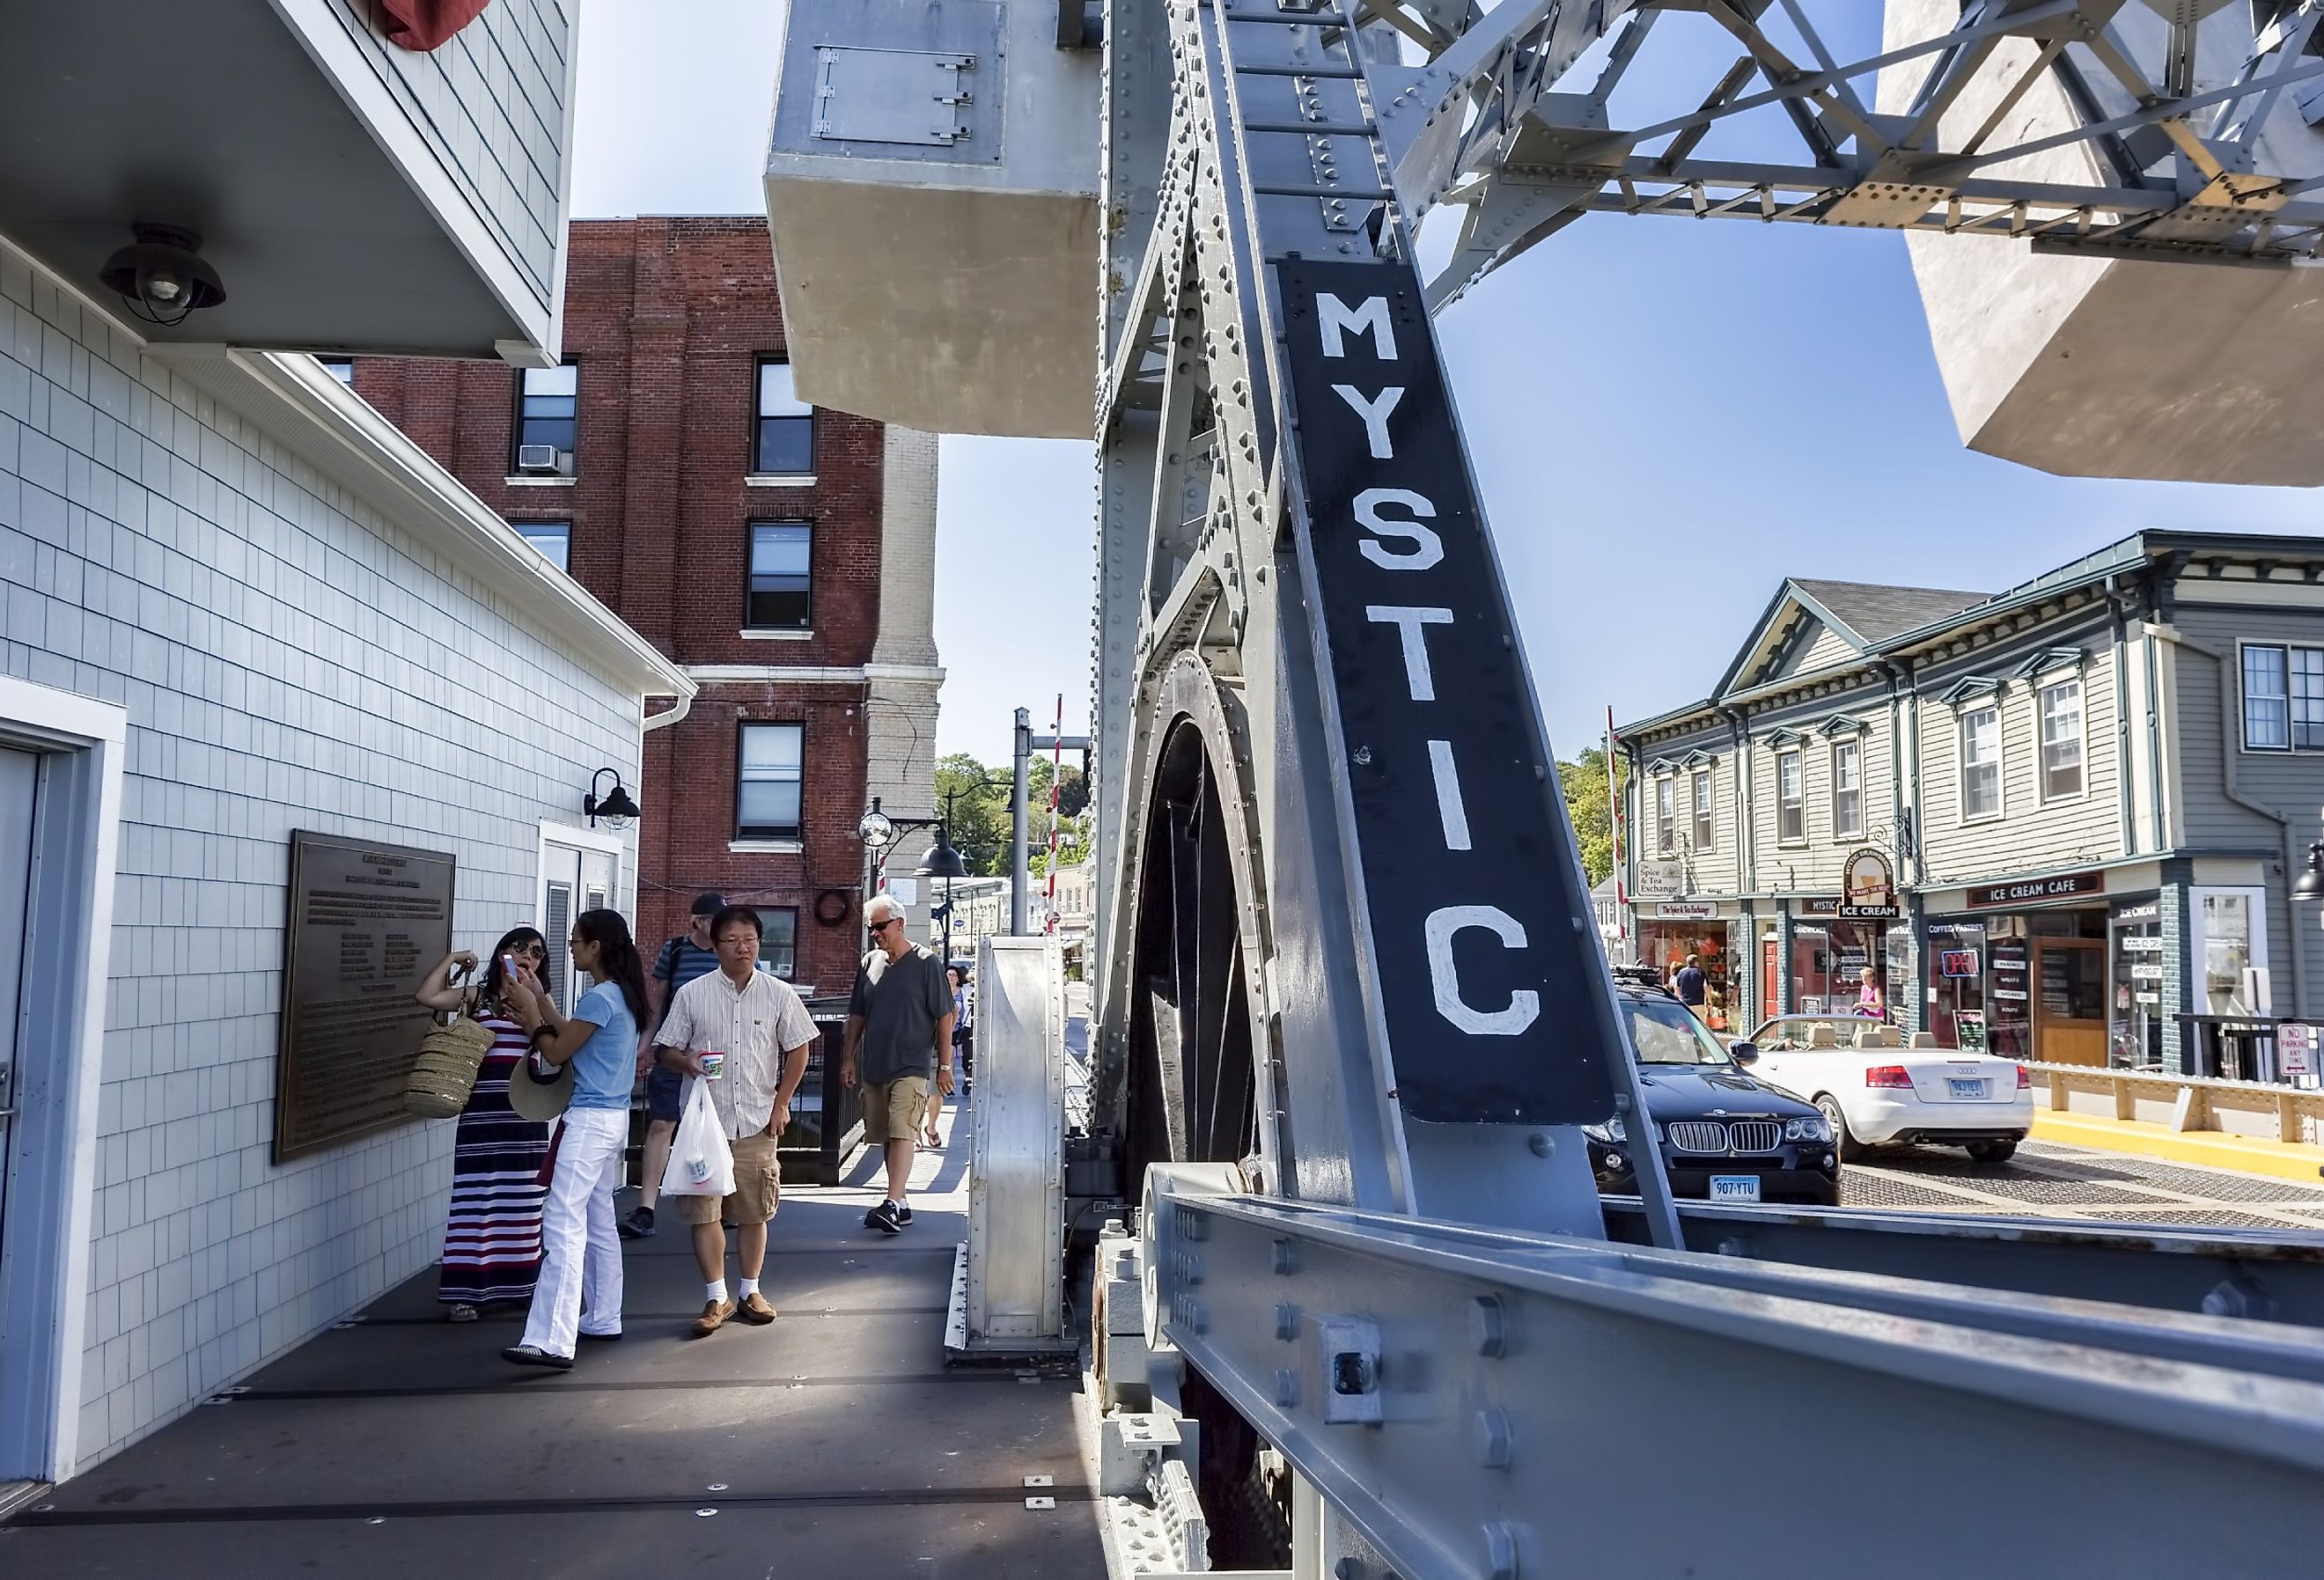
[1146,1180,2324,1580]
[1381,0,2324,306]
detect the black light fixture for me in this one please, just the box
[2296,840,2324,902]
[916,824,970,880]
[585,768,641,830]
[99,224,226,327]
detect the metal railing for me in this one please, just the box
[2175,1014,2312,1085]
[2033,1060,2324,1148]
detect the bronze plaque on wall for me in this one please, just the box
[273,831,457,1162]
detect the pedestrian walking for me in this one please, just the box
[500,909,649,1371]
[919,963,971,1150]
[841,894,955,1233]
[656,906,817,1337]
[621,893,726,1241]
[1673,952,1709,1021]
[413,929,553,1321]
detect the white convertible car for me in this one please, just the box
[1734,1016,2034,1164]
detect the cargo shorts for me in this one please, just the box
[860,1075,930,1144]
[676,1130,782,1226]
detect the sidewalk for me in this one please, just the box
[2033,1108,2324,1186]
[4,1099,1103,1579]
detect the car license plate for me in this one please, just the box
[1947,1077,1987,1099]
[1709,1175,1761,1203]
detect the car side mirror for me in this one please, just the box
[1728,1042,1760,1066]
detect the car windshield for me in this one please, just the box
[1628,998,1733,1066]
[1754,1016,1895,1052]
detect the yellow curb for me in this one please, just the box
[2032,1110,2324,1186]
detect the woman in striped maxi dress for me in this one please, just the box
[415,930,554,1320]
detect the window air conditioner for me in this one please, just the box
[516,445,561,473]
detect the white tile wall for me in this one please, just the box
[0,249,641,1469]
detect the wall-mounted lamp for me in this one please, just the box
[916,824,969,880]
[585,768,641,831]
[99,224,226,327]
[2296,833,2324,902]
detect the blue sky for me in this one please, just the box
[572,0,2324,763]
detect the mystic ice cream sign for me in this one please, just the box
[1281,261,1614,1125]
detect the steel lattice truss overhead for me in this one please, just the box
[1353,0,2324,306]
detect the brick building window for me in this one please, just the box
[755,908,799,979]
[738,723,804,840]
[513,519,570,572]
[513,364,577,476]
[319,356,354,386]
[754,358,814,474]
[746,522,813,628]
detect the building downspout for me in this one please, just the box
[2102,575,2136,857]
[1719,708,1751,896]
[2145,622,2305,1019]
[644,692,693,732]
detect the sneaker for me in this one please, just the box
[736,1292,777,1325]
[690,1298,736,1338]
[894,1203,914,1228]
[617,1205,656,1240]
[501,1344,573,1371]
[865,1199,902,1235]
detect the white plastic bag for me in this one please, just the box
[660,1077,735,1198]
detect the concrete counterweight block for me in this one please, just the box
[1883,0,2324,486]
[763,0,1100,441]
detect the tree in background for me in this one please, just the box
[1560,745,1627,888]
[931,754,1093,878]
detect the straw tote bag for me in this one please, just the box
[404,971,496,1119]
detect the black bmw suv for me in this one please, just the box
[1586,969,1841,1207]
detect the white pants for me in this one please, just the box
[520,1106,627,1357]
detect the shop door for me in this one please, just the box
[1761,938,1777,1023]
[2034,938,2107,1066]
[0,750,38,1393]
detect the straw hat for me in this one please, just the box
[505,1044,574,1122]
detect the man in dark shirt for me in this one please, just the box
[620,893,725,1240]
[841,894,954,1233]
[1673,953,1709,1021]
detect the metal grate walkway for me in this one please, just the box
[2,1102,1103,1579]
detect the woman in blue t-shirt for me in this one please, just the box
[501,908,649,1369]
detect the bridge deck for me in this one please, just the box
[5,1104,1105,1579]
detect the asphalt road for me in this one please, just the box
[1843,1138,2324,1231]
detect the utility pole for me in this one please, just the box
[1011,705,1091,936]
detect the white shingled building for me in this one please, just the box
[0,3,689,1487]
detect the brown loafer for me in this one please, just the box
[736,1291,776,1325]
[689,1298,735,1338]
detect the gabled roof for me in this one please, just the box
[1790,580,1990,645]
[1714,577,1989,697]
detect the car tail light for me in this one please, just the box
[1864,1065,1915,1089]
[2017,1064,2031,1090]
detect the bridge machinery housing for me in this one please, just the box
[765,4,2324,1576]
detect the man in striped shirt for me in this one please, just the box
[620,893,727,1240]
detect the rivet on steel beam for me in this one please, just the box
[1272,1237,1296,1275]
[1476,1406,1513,1469]
[1275,1368,1300,1407]
[1471,1294,1507,1358]
[1275,1302,1298,1341]
[1526,1132,1551,1158]
[1483,1520,1520,1580]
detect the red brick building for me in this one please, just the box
[347,217,943,996]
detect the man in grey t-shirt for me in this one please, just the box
[842,894,955,1233]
